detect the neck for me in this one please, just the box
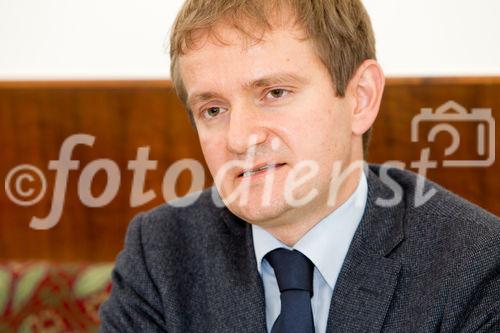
[263,167,362,247]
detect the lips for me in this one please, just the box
[238,163,286,178]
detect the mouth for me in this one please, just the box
[237,163,287,178]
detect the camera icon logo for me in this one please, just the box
[411,100,495,167]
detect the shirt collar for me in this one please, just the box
[252,169,368,289]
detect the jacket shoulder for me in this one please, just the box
[140,187,224,233]
[368,164,500,248]
[370,165,500,233]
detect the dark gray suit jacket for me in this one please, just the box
[100,164,500,332]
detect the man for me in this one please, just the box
[100,0,500,332]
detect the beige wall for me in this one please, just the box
[0,0,499,79]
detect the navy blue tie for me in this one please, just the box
[265,248,315,333]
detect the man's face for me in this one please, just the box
[179,24,356,229]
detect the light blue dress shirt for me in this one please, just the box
[251,170,368,333]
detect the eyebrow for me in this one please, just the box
[187,72,308,108]
[245,72,308,89]
[187,92,222,110]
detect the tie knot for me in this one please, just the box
[265,248,314,294]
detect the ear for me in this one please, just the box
[347,60,385,136]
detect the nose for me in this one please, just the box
[226,102,268,156]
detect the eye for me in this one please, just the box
[266,88,289,99]
[201,106,227,119]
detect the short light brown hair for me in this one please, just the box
[170,0,377,157]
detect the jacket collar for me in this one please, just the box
[357,164,406,256]
[325,164,405,332]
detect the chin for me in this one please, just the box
[226,196,290,225]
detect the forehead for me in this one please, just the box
[177,25,320,92]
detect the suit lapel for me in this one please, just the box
[204,208,267,333]
[326,166,405,333]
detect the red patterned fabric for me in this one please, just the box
[0,261,113,333]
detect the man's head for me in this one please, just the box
[170,0,377,154]
[169,0,384,240]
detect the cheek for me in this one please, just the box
[319,106,352,142]
[292,108,350,158]
[199,135,227,174]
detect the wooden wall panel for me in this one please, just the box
[0,78,498,261]
[0,81,206,262]
[371,77,499,217]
